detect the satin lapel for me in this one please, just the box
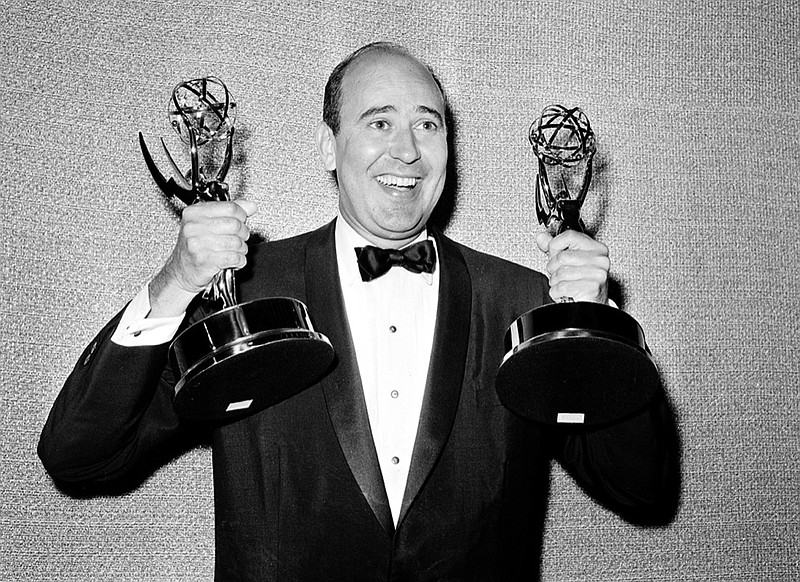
[398,229,472,525]
[304,220,394,535]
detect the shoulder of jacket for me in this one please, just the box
[441,234,546,285]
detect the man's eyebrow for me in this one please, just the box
[417,105,444,124]
[358,105,445,124]
[359,105,396,121]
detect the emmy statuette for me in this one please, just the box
[495,105,660,427]
[139,77,334,421]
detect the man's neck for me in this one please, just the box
[336,214,428,249]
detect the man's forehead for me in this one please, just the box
[341,51,445,113]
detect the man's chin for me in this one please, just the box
[368,219,429,247]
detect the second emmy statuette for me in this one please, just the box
[495,105,660,427]
[139,77,334,421]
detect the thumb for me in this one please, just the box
[234,199,259,217]
[535,231,552,255]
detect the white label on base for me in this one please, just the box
[557,412,585,424]
[226,399,254,412]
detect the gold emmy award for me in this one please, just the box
[496,105,660,427]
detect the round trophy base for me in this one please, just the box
[170,297,335,421]
[496,302,660,427]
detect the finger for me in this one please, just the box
[549,263,608,287]
[548,249,610,273]
[182,211,251,242]
[206,215,251,238]
[548,263,609,304]
[210,249,249,271]
[213,234,250,254]
[547,230,608,256]
[549,280,605,303]
[184,231,248,259]
[549,265,608,295]
[183,200,252,223]
[535,231,553,254]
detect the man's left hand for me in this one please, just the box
[535,230,610,304]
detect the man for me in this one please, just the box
[39,42,677,580]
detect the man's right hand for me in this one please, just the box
[148,199,259,318]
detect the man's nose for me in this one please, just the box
[389,127,421,163]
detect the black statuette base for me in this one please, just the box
[170,297,334,421]
[496,302,660,427]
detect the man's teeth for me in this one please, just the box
[376,175,418,188]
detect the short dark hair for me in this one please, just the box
[322,42,443,135]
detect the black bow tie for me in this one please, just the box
[354,240,437,282]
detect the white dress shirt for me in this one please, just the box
[111,283,183,346]
[334,218,439,523]
[111,217,440,523]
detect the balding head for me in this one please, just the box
[323,42,444,135]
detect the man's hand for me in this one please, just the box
[535,230,610,304]
[149,199,259,318]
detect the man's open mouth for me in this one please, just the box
[376,174,419,189]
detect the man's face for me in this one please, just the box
[317,51,448,248]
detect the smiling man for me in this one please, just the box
[316,45,449,248]
[39,42,678,580]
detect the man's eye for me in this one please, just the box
[370,120,390,130]
[418,121,438,131]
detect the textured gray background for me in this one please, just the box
[1,0,798,580]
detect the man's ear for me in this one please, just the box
[315,121,337,171]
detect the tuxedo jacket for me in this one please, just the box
[40,220,675,581]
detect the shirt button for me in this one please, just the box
[391,456,400,465]
[390,390,399,399]
[389,325,397,333]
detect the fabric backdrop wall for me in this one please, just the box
[1,0,798,580]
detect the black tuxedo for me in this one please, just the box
[40,220,676,581]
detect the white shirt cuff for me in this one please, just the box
[110,283,185,346]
